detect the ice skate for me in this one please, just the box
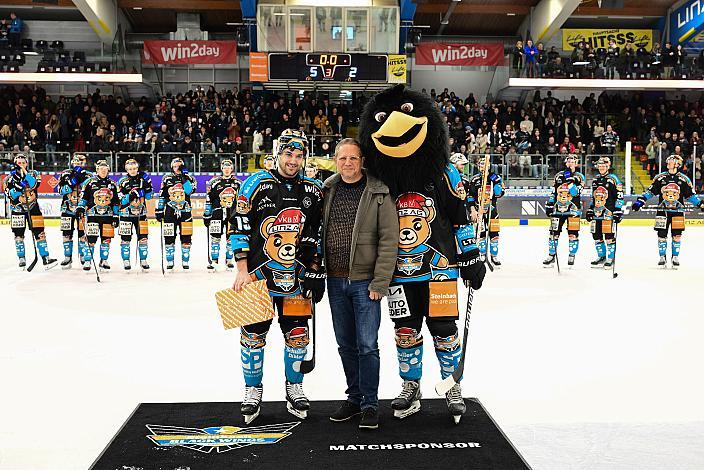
[658,256,667,268]
[285,381,310,419]
[542,254,556,267]
[18,257,26,269]
[445,383,466,425]
[166,260,174,271]
[241,384,263,425]
[98,259,110,271]
[226,260,235,271]
[123,259,131,271]
[591,256,606,268]
[207,263,216,273]
[490,256,501,267]
[42,256,58,270]
[82,260,91,271]
[391,380,422,419]
[140,259,150,271]
[60,256,72,270]
[182,260,190,270]
[671,256,679,269]
[604,259,614,268]
[567,254,575,266]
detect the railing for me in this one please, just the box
[155,152,197,173]
[27,151,71,172]
[114,152,156,173]
[197,152,250,173]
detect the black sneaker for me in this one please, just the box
[329,401,361,422]
[359,407,379,430]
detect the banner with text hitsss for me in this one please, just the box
[561,29,653,52]
[142,41,237,65]
[415,43,505,66]
[387,55,407,83]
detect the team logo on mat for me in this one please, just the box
[146,422,300,453]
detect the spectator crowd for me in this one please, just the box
[425,87,703,191]
[0,84,354,171]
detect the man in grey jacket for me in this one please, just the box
[322,138,399,430]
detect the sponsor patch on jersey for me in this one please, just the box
[272,270,295,291]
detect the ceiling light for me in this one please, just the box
[24,51,39,56]
[133,7,142,10]
[226,22,243,26]
[507,13,516,16]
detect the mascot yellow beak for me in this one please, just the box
[372,111,428,158]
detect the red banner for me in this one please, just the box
[415,43,505,66]
[142,40,237,65]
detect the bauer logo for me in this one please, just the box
[145,422,300,454]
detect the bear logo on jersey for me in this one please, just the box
[260,208,304,268]
[94,187,112,209]
[219,186,237,209]
[593,186,608,208]
[662,182,680,207]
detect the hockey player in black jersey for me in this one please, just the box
[75,160,119,271]
[4,154,57,270]
[155,157,197,270]
[204,159,240,272]
[229,129,324,424]
[116,159,153,271]
[57,154,92,269]
[586,157,624,268]
[632,154,704,268]
[465,156,505,266]
[544,154,585,267]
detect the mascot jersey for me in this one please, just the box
[640,171,700,212]
[590,172,623,220]
[117,172,154,217]
[58,168,93,214]
[229,170,323,297]
[78,176,119,216]
[394,166,473,283]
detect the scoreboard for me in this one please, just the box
[268,53,388,82]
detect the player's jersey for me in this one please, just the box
[117,172,154,218]
[590,172,624,219]
[4,169,40,212]
[229,170,323,297]
[639,171,701,213]
[57,168,93,214]
[78,175,119,217]
[157,172,197,214]
[549,169,585,209]
[392,165,476,283]
[466,171,505,210]
[204,175,241,219]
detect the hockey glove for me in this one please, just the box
[632,199,645,211]
[112,216,120,228]
[155,210,164,222]
[699,199,704,212]
[181,168,189,175]
[458,249,486,290]
[75,206,86,218]
[612,210,623,223]
[302,270,326,303]
[489,173,500,182]
[203,214,211,227]
[585,209,594,221]
[545,202,555,217]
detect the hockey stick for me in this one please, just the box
[79,215,101,282]
[555,235,561,275]
[612,220,619,279]
[206,222,213,268]
[24,205,39,273]
[435,287,474,395]
[159,219,165,276]
[300,302,316,374]
[483,209,494,272]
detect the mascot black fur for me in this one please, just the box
[357,84,485,425]
[358,84,449,196]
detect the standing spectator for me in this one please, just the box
[512,40,524,76]
[605,39,619,79]
[601,124,619,155]
[8,12,22,49]
[488,123,503,152]
[675,44,687,78]
[650,42,663,78]
[646,137,661,178]
[323,138,398,429]
[663,41,676,79]
[0,18,9,46]
[298,110,312,134]
[475,127,488,154]
[44,123,58,165]
[333,114,347,138]
[536,42,547,77]
[523,39,538,78]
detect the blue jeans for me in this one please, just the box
[327,277,381,410]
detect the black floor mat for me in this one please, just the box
[91,398,531,470]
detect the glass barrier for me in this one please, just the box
[156,152,197,173]
[27,151,71,172]
[115,152,155,173]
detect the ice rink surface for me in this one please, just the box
[1,224,703,470]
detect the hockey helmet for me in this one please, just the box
[276,128,308,158]
[13,153,27,164]
[220,158,234,169]
[564,154,578,163]
[71,154,86,166]
[95,159,109,170]
[170,157,185,170]
[450,153,469,165]
[667,154,683,167]
[597,156,611,166]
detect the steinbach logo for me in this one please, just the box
[146,422,300,454]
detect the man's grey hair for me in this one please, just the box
[334,138,363,158]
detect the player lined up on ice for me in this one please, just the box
[586,157,624,268]
[632,154,704,268]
